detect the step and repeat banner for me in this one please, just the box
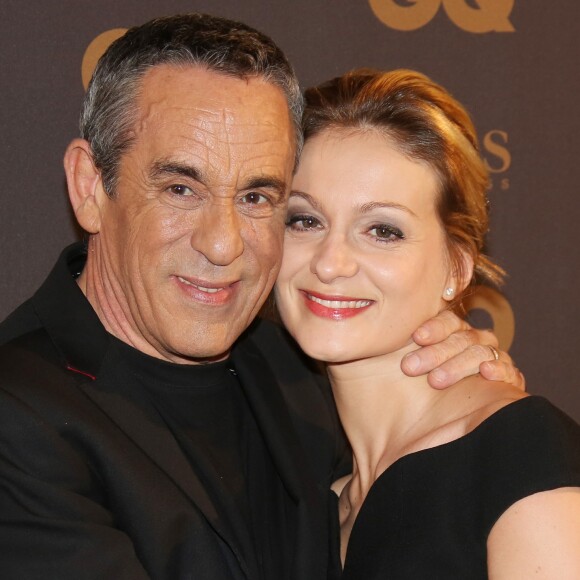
[1,1,579,418]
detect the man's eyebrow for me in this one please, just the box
[149,163,287,199]
[150,160,203,183]
[244,176,288,199]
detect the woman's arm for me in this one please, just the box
[488,487,580,579]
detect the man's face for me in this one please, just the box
[91,65,295,362]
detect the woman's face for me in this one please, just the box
[275,129,460,364]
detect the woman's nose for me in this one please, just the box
[310,233,359,283]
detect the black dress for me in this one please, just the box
[329,396,580,579]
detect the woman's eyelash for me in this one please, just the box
[285,214,321,229]
[285,214,404,242]
[368,224,405,241]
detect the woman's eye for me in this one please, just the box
[241,192,268,205]
[369,224,404,241]
[285,214,321,231]
[168,184,193,196]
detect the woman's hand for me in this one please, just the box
[401,310,524,390]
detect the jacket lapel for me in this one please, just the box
[232,335,328,580]
[78,358,253,579]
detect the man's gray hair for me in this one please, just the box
[80,13,303,195]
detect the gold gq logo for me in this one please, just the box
[369,0,515,33]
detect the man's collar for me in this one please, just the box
[31,242,110,378]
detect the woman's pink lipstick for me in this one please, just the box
[301,290,373,320]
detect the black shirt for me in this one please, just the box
[111,338,292,580]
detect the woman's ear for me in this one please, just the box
[443,248,474,302]
[64,139,106,234]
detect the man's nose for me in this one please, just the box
[190,201,244,266]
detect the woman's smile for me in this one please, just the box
[301,290,374,320]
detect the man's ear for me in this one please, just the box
[443,248,474,302]
[64,139,106,234]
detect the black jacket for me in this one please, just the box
[0,244,346,579]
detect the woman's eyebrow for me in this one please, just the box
[288,190,324,211]
[359,200,417,218]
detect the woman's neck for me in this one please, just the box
[328,342,455,494]
[327,342,525,568]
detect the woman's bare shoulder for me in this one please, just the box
[406,378,528,455]
[488,487,580,578]
[457,376,528,433]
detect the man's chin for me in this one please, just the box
[159,348,232,365]
[159,327,239,365]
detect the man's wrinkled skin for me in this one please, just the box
[65,66,295,364]
[405,310,523,389]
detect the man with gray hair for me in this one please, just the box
[0,13,520,579]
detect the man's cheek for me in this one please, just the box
[261,234,284,270]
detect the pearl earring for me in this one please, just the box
[444,287,455,298]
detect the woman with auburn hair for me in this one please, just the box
[275,69,580,578]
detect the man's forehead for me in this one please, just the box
[115,64,296,188]
[131,64,293,148]
[138,64,288,116]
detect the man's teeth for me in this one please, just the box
[308,294,371,309]
[178,277,223,293]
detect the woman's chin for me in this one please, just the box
[295,341,354,364]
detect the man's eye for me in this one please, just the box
[369,224,404,242]
[241,192,268,205]
[169,184,193,196]
[285,214,321,230]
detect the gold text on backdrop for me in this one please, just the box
[82,29,128,89]
[464,286,515,351]
[369,0,515,33]
[483,130,511,173]
[483,130,511,191]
